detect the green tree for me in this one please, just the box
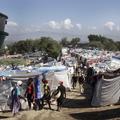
[70,37,80,47]
[46,41,61,59]
[116,41,120,50]
[88,34,118,51]
[60,37,69,47]
[8,37,62,59]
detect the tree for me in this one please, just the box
[13,40,33,54]
[60,37,69,47]
[89,41,104,49]
[8,37,62,59]
[116,41,120,51]
[88,34,118,51]
[46,41,61,59]
[70,37,80,47]
[88,34,101,42]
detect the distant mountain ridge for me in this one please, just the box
[4,30,120,45]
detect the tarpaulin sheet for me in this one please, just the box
[45,70,72,90]
[0,80,12,110]
[91,76,120,106]
[54,70,71,89]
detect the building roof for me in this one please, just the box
[0,13,8,19]
[0,31,9,36]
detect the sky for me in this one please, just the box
[0,0,120,42]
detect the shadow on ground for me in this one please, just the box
[70,107,120,120]
[63,84,92,109]
[0,116,10,119]
[0,110,11,119]
[63,96,91,109]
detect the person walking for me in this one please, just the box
[42,80,51,109]
[24,78,34,110]
[72,73,77,89]
[56,81,66,111]
[11,81,25,116]
[78,74,84,94]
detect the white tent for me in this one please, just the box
[45,70,72,91]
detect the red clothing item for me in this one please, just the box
[25,83,35,97]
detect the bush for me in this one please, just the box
[0,58,27,65]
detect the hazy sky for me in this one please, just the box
[0,0,120,42]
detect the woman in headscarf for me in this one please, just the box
[11,81,25,116]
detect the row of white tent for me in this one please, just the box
[70,48,120,106]
[71,48,120,72]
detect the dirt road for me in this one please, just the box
[1,84,120,120]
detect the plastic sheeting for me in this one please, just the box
[34,76,43,99]
[37,66,67,72]
[0,65,67,77]
[0,70,40,78]
[45,72,59,90]
[0,80,12,111]
[45,70,72,90]
[91,76,120,106]
[54,71,71,89]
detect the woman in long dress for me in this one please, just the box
[11,81,26,116]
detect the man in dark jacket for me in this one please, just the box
[56,81,66,111]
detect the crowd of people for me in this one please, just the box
[10,76,66,116]
[71,59,103,102]
[8,55,105,117]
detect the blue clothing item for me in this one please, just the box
[11,86,20,99]
[34,77,42,99]
[11,86,21,112]
[16,87,20,96]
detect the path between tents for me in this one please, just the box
[1,84,120,120]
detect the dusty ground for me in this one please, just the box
[1,84,120,120]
